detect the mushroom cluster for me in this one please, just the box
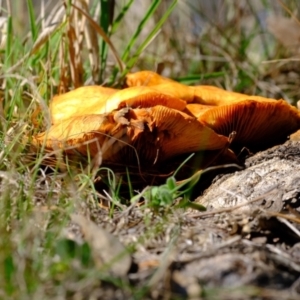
[32,71,300,175]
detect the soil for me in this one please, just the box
[68,140,300,299]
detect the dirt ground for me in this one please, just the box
[61,140,300,299]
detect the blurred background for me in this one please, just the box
[1,0,300,103]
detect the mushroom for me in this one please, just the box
[126,70,279,106]
[33,113,128,162]
[192,85,278,106]
[126,72,300,149]
[50,85,187,124]
[125,71,195,102]
[33,70,300,184]
[50,85,118,124]
[105,86,187,112]
[197,99,300,150]
[125,105,229,163]
[33,105,229,165]
[184,103,214,118]
[126,70,174,86]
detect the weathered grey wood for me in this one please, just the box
[196,140,300,214]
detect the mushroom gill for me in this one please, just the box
[197,99,300,150]
[33,113,129,162]
[184,103,214,118]
[33,106,229,166]
[124,105,229,164]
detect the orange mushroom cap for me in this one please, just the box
[192,85,279,106]
[184,103,214,118]
[125,71,195,102]
[33,106,228,165]
[125,71,280,106]
[33,113,128,162]
[125,70,174,86]
[50,86,118,124]
[104,86,187,112]
[197,99,300,149]
[50,85,187,125]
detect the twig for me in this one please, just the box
[276,216,300,238]
[178,235,241,264]
[189,187,278,218]
[265,211,300,226]
[177,163,243,187]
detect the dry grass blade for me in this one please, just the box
[84,14,100,83]
[277,0,300,27]
[0,74,51,128]
[0,16,8,50]
[71,3,125,73]
[65,0,87,88]
[71,214,132,276]
[58,33,69,94]
[30,23,60,56]
[58,0,100,90]
[265,211,300,226]
[6,22,61,74]
[66,22,84,88]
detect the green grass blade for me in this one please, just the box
[126,168,134,200]
[4,15,13,122]
[26,0,38,41]
[176,72,225,85]
[100,0,113,33]
[71,3,124,73]
[123,0,178,72]
[111,0,134,35]
[99,0,134,82]
[99,0,115,82]
[4,15,13,67]
[121,0,162,62]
